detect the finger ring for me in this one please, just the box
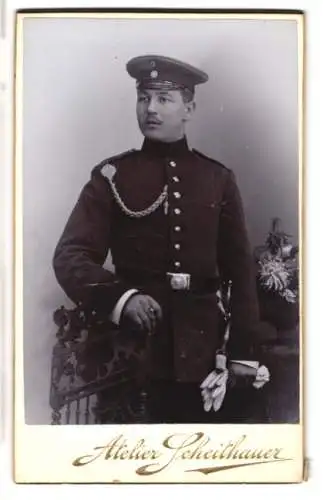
[149,307,155,314]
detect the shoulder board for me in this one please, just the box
[107,148,137,163]
[91,149,137,178]
[192,149,229,171]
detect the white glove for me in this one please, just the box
[200,357,270,413]
[200,353,229,413]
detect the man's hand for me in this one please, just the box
[121,294,162,334]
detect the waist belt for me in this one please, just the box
[118,268,220,293]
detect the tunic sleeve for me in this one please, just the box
[217,169,262,359]
[52,166,131,316]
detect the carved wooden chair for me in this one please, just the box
[49,305,151,424]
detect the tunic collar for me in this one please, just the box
[141,136,190,158]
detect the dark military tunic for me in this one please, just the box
[53,136,262,385]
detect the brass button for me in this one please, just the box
[174,226,181,232]
[172,176,180,182]
[174,208,181,215]
[174,261,181,268]
[180,352,187,359]
[174,243,180,250]
[169,161,176,167]
[174,192,181,199]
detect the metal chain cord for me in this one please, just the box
[108,176,168,218]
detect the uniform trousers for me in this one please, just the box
[147,380,267,423]
[95,379,267,424]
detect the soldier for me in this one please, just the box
[53,54,269,423]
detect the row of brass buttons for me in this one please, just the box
[168,159,182,270]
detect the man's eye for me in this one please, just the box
[159,96,168,103]
[138,95,149,102]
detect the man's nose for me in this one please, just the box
[147,98,158,113]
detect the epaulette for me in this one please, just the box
[192,148,229,171]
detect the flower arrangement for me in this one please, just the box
[256,218,299,304]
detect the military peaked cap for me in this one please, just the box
[126,54,209,92]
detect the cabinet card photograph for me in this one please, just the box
[14,10,304,483]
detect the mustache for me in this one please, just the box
[144,115,162,124]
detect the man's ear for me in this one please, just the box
[184,100,196,122]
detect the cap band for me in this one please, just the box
[136,79,193,93]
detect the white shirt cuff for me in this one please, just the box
[231,360,260,369]
[109,289,138,325]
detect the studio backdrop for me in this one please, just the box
[20,16,299,424]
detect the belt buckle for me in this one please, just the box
[167,272,191,291]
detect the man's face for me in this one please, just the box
[136,88,195,143]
